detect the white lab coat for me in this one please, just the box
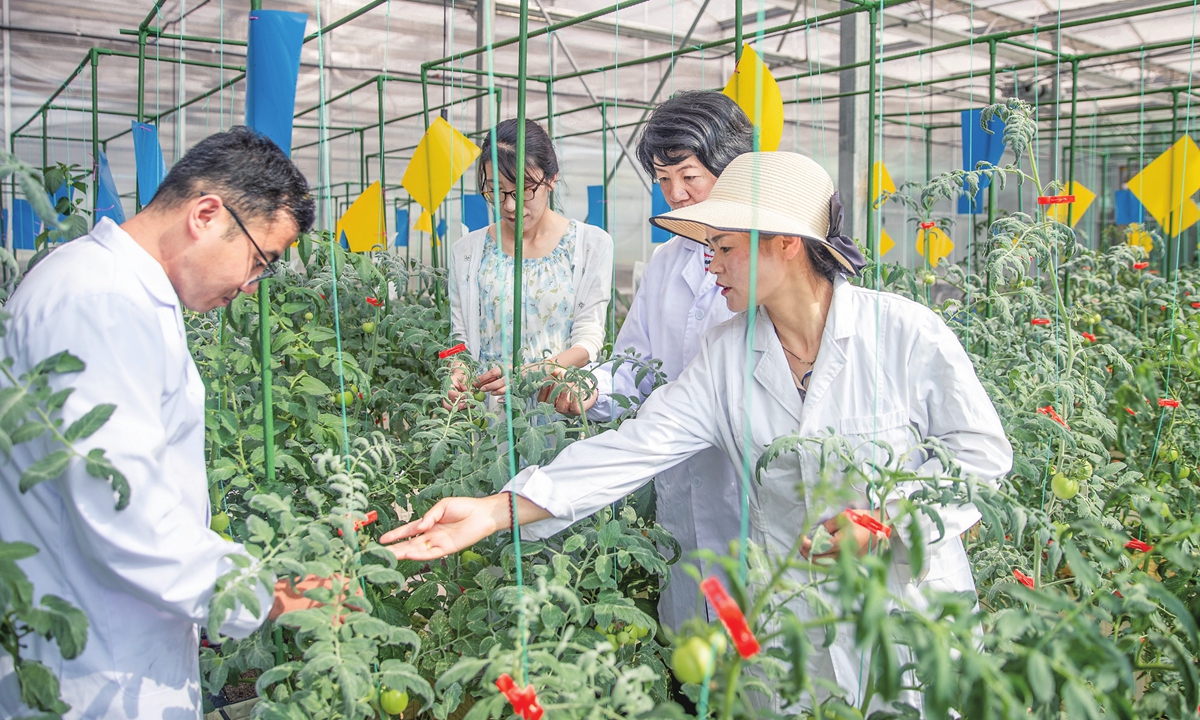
[0,219,270,720]
[509,276,1012,711]
[586,237,739,631]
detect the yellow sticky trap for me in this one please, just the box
[401,117,482,217]
[872,161,896,206]
[1127,224,1154,253]
[879,226,895,256]
[1128,135,1200,237]
[335,181,386,253]
[722,45,784,152]
[916,226,954,267]
[413,210,433,234]
[1044,181,1096,228]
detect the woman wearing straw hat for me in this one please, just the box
[383,152,1012,710]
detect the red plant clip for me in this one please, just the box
[1125,407,1136,416]
[1031,318,1051,326]
[495,674,544,720]
[336,510,378,537]
[1013,569,1035,589]
[844,508,892,539]
[438,343,467,360]
[919,221,936,229]
[1036,405,1070,430]
[1133,262,1150,270]
[1192,302,1200,309]
[700,576,761,659]
[1124,538,1154,553]
[365,296,383,307]
[1037,195,1075,205]
[1158,398,1180,409]
[1081,332,1096,343]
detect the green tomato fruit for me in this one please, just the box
[1051,472,1079,501]
[1164,448,1180,463]
[1073,460,1094,480]
[1179,466,1192,479]
[1092,313,1102,324]
[380,688,409,716]
[361,321,376,334]
[209,512,230,534]
[672,636,715,685]
[605,633,618,647]
[331,391,355,406]
[304,312,314,321]
[616,631,631,646]
[922,273,937,286]
[709,632,728,656]
[473,391,487,402]
[460,550,484,565]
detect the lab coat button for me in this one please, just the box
[693,309,705,320]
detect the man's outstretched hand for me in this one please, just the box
[380,494,554,561]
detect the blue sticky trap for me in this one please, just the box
[957,109,1006,214]
[1114,189,1145,225]
[132,121,168,206]
[587,185,606,230]
[94,150,126,225]
[394,208,409,247]
[339,230,350,250]
[245,10,307,156]
[651,184,671,243]
[12,199,38,250]
[462,193,489,232]
[436,217,447,239]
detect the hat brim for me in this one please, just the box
[649,198,857,273]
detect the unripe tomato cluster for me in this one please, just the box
[598,622,649,649]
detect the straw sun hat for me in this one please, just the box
[649,152,866,274]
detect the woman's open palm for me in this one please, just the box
[380,497,503,561]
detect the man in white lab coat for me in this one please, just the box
[561,91,754,631]
[383,152,1012,714]
[0,127,318,719]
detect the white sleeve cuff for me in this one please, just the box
[214,567,275,639]
[502,466,580,540]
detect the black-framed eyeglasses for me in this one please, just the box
[202,192,277,283]
[481,181,545,206]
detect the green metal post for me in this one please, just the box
[1168,90,1179,275]
[865,5,878,270]
[512,0,530,373]
[377,76,386,253]
[1099,151,1108,248]
[987,40,997,229]
[40,110,47,170]
[136,30,146,214]
[545,78,555,210]
[1067,60,1079,227]
[735,0,743,60]
[925,125,933,184]
[90,50,99,221]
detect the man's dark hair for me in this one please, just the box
[636,90,754,178]
[476,118,559,193]
[147,126,315,235]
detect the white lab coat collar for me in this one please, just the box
[90,217,181,310]
[748,276,855,426]
[678,237,711,296]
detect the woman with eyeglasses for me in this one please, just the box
[450,118,614,400]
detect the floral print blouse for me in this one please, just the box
[477,220,579,366]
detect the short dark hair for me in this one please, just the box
[147,126,314,234]
[476,118,559,193]
[636,91,754,178]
